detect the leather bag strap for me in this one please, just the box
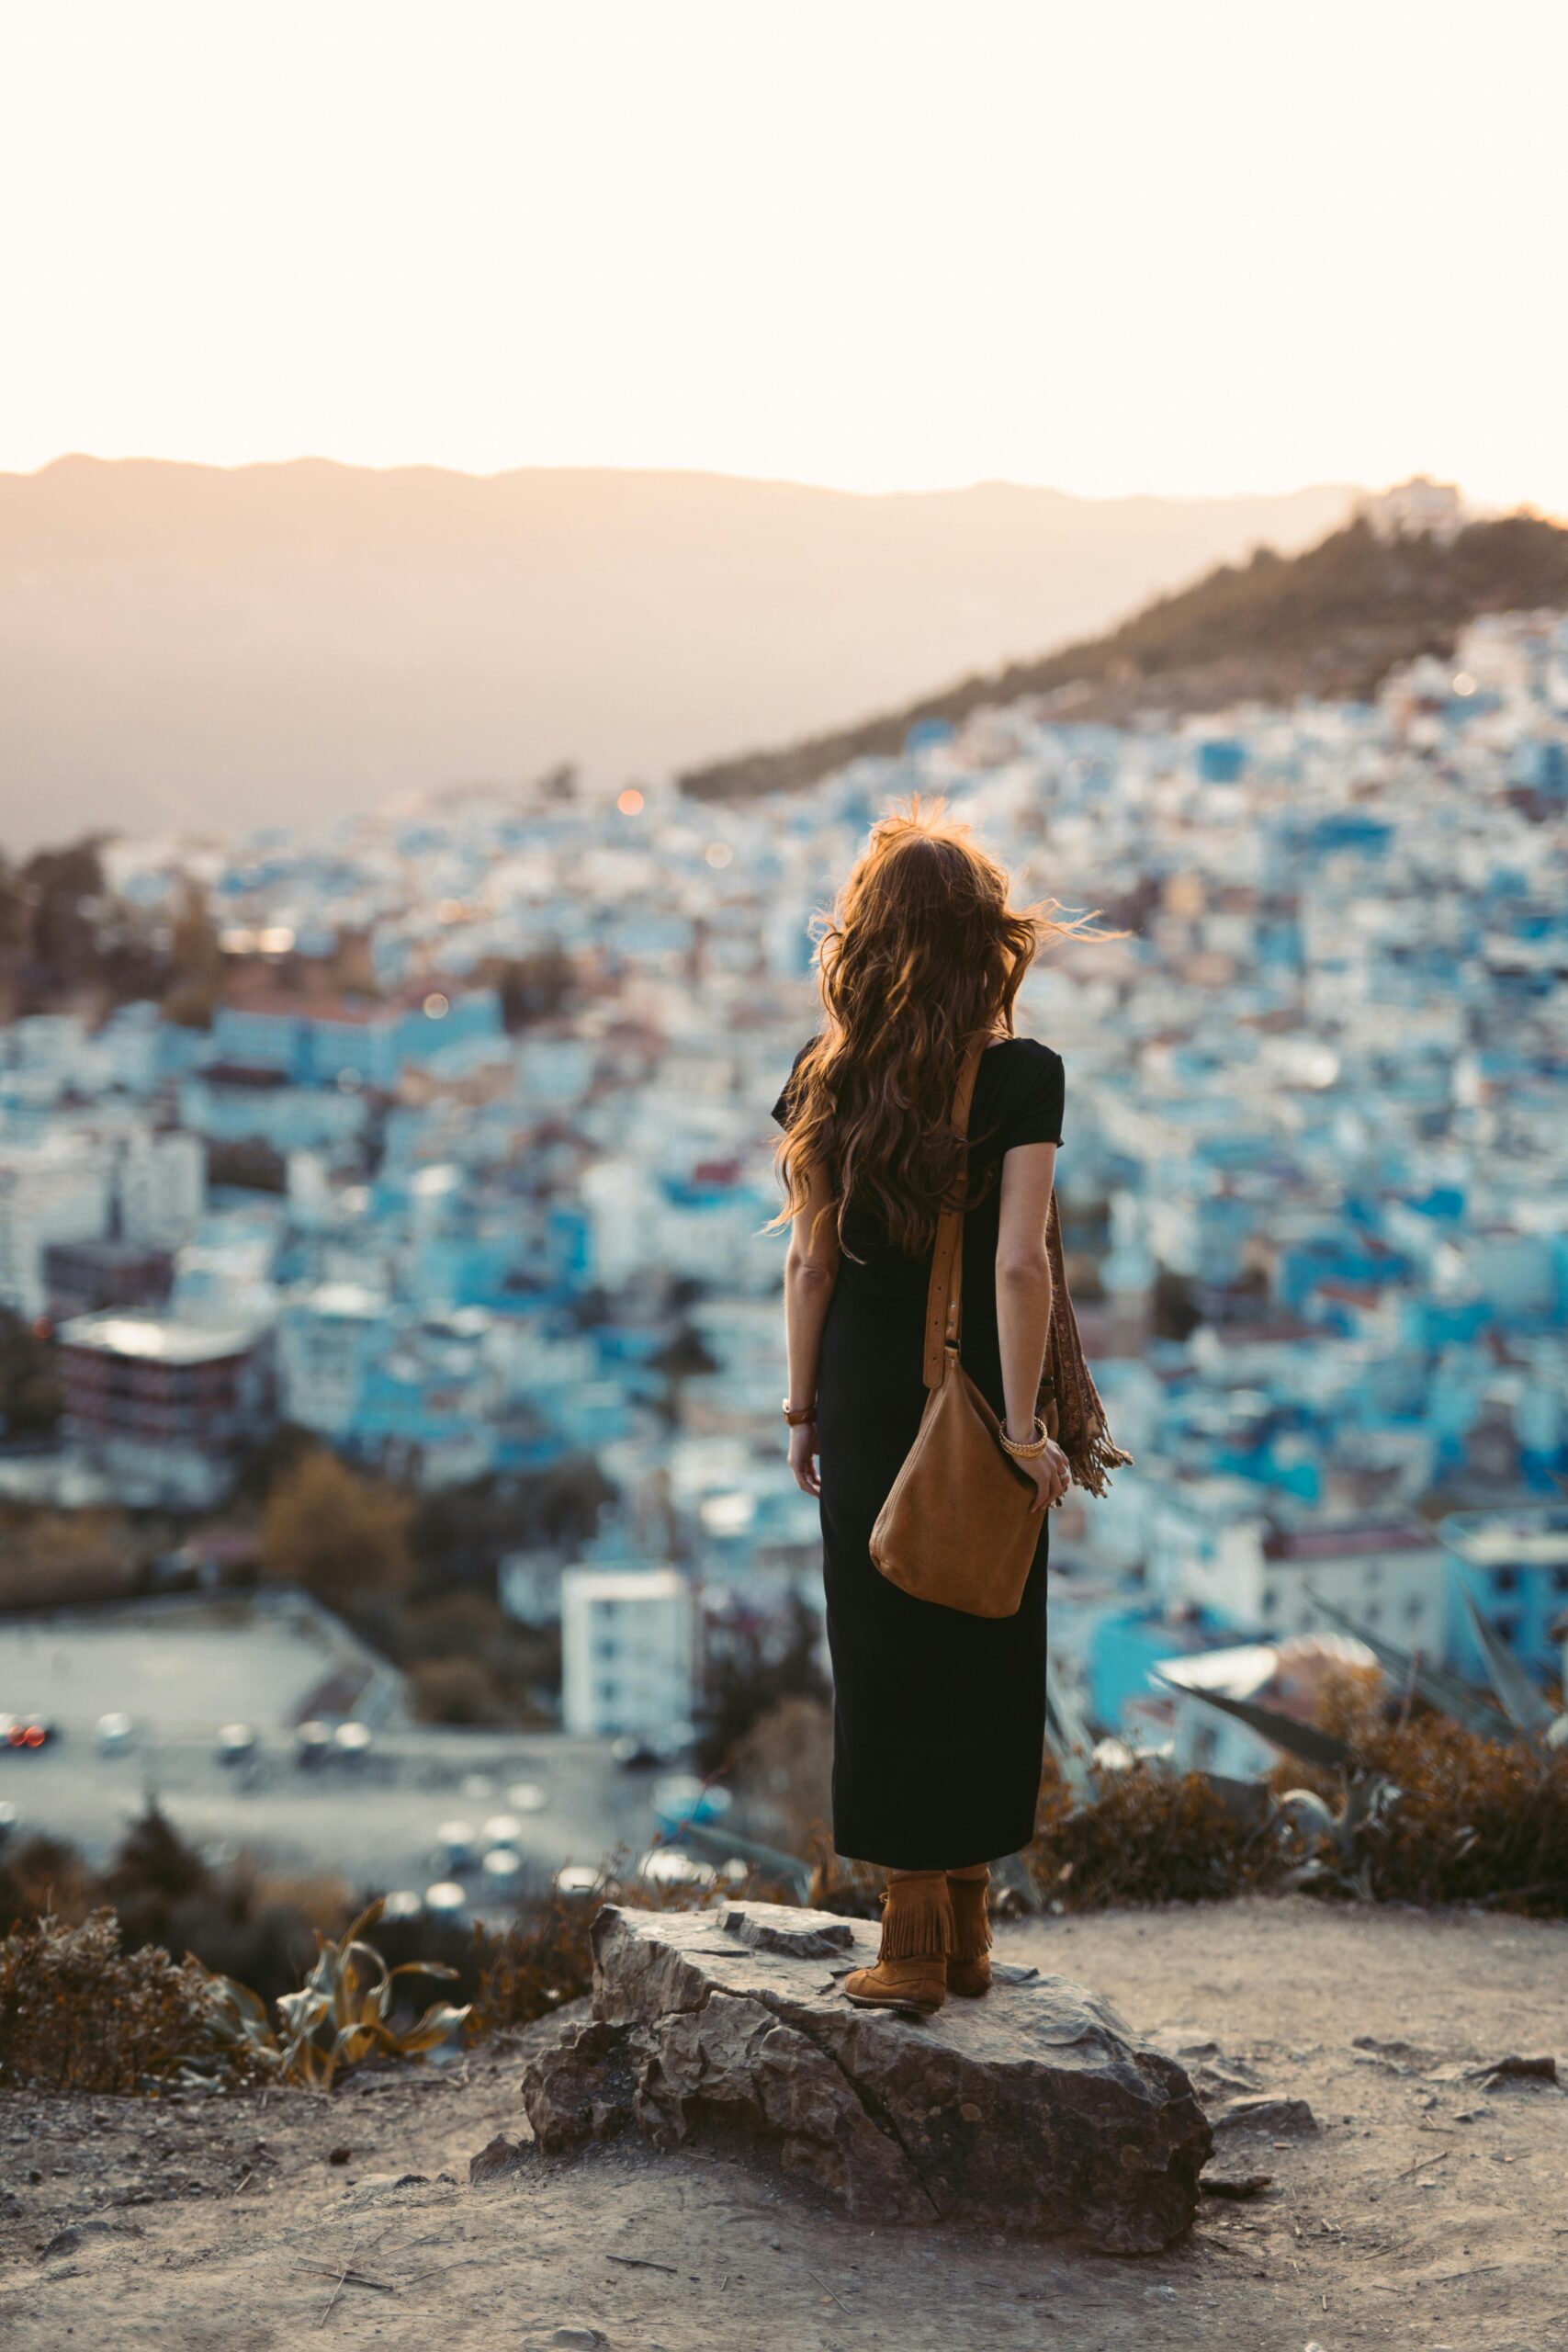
[919,1039,987,1390]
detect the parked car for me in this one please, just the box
[1,1714,55,1752]
[434,1819,478,1872]
[96,1712,136,1755]
[650,1775,732,1836]
[479,1845,525,1890]
[637,1848,716,1891]
[552,1863,602,1901]
[423,1881,468,1917]
[214,1723,257,1766]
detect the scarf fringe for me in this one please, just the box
[1039,1191,1134,1502]
[877,1873,955,1962]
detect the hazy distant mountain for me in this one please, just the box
[0,457,1355,846]
[681,508,1568,800]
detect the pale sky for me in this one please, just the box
[4,0,1566,510]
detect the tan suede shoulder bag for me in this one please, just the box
[868,1040,1043,1617]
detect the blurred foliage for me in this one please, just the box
[727,1693,834,1856]
[0,1306,62,1436]
[487,944,579,1030]
[161,877,224,1029]
[1026,1758,1280,1909]
[204,1136,288,1194]
[0,1503,141,1610]
[261,1447,414,1609]
[469,1889,601,2037]
[1,1801,354,2005]
[0,1909,276,2095]
[695,1591,829,1775]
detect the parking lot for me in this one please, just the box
[0,1595,668,1911]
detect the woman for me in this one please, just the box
[773,800,1083,2016]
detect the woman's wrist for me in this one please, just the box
[782,1396,818,1426]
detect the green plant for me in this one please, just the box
[273,1898,469,2088]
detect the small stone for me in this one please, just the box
[469,2132,530,2184]
[40,2220,144,2259]
[1213,2096,1318,2137]
[327,2146,351,2165]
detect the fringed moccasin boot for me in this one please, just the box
[842,1870,953,2016]
[945,1868,993,1997]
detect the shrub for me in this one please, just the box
[469,1891,600,2038]
[0,1910,274,2095]
[410,1654,505,1724]
[1026,1759,1280,1910]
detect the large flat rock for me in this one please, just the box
[518,1901,1210,2254]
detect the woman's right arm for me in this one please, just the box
[995,1141,1070,1512]
[784,1158,840,1497]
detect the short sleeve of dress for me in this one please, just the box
[771,1041,814,1130]
[1000,1040,1065,1149]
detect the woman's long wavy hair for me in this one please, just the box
[774,799,1113,1258]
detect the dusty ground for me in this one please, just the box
[2,1896,1564,2351]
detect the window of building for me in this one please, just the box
[1492,1566,1517,1595]
[1404,1595,1424,1626]
[1363,1601,1382,1627]
[1490,1614,1518,1645]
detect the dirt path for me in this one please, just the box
[3,1896,1565,2351]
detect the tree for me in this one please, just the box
[260,1449,413,1609]
[162,877,224,1029]
[0,1307,62,1435]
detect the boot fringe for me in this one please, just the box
[877,1872,955,1962]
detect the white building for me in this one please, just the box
[276,1283,389,1439]
[1159,1503,1449,1657]
[119,1132,206,1250]
[0,1142,114,1317]
[560,1564,694,1740]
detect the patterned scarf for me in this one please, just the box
[1038,1190,1134,1498]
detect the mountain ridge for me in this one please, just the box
[0,457,1353,845]
[678,507,1568,800]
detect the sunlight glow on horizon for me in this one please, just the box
[4,1,1566,514]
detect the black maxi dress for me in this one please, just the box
[773,1036,1066,1871]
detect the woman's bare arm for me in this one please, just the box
[995,1141,1070,1510]
[784,1159,840,1496]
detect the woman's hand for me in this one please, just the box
[1005,1428,1071,1513]
[787,1419,821,1498]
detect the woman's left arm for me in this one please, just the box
[784,1158,840,1497]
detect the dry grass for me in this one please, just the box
[0,1910,274,2096]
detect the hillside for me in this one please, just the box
[0,458,1353,847]
[3,1899,1562,2350]
[679,509,1568,801]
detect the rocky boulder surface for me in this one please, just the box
[519,1901,1211,2254]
